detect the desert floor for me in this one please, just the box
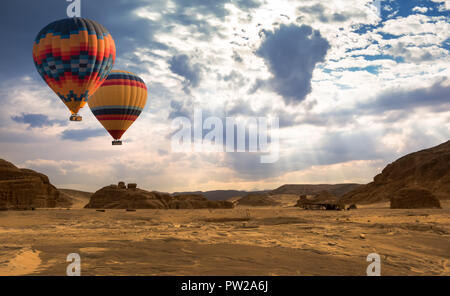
[0,202,449,276]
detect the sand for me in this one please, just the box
[0,202,448,275]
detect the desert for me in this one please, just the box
[1,141,449,276]
[0,201,448,276]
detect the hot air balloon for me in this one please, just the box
[88,70,148,145]
[33,18,116,121]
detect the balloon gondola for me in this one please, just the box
[69,114,83,121]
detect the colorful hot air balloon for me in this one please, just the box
[88,70,148,145]
[33,18,116,121]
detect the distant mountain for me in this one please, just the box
[236,193,281,207]
[269,184,361,197]
[341,140,450,204]
[171,190,269,201]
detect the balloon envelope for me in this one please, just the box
[33,18,116,117]
[88,70,148,141]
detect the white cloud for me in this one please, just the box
[412,6,429,13]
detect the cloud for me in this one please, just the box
[412,6,429,13]
[297,3,367,23]
[359,78,450,113]
[169,54,202,93]
[0,0,449,193]
[168,99,193,120]
[11,113,65,128]
[232,51,244,63]
[60,129,105,142]
[256,24,330,104]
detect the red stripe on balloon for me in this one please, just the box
[108,130,126,140]
[96,115,139,121]
[101,79,147,90]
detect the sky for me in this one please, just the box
[0,0,449,192]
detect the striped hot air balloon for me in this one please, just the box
[33,18,116,121]
[88,70,148,145]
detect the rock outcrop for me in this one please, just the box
[390,188,441,209]
[341,141,450,204]
[270,184,361,197]
[0,159,71,210]
[236,193,280,207]
[84,183,234,209]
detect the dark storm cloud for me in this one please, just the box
[299,4,329,22]
[256,24,330,104]
[297,4,365,23]
[358,79,450,113]
[11,113,66,128]
[233,0,261,10]
[61,128,105,141]
[169,55,202,93]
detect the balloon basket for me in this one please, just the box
[70,114,82,122]
[112,140,122,146]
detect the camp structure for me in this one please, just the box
[295,191,345,210]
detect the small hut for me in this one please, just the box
[296,191,345,210]
[127,183,137,190]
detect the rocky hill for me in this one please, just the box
[85,182,234,209]
[235,193,281,207]
[269,183,361,197]
[0,159,72,210]
[341,141,450,204]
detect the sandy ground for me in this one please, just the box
[0,202,448,276]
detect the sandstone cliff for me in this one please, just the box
[0,159,72,210]
[341,141,450,204]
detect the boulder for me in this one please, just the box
[390,188,441,209]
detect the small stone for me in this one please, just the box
[360,233,366,239]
